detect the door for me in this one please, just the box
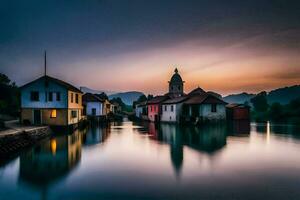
[92,108,96,116]
[33,110,41,125]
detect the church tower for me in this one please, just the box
[168,68,184,97]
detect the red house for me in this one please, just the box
[147,95,169,122]
[226,103,250,120]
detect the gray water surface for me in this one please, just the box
[1,121,300,200]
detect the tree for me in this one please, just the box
[250,91,269,112]
[0,73,19,117]
[147,94,154,100]
[269,102,284,121]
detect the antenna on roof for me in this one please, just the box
[44,50,47,76]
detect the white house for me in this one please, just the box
[183,92,227,122]
[20,75,83,126]
[135,101,147,118]
[82,93,104,117]
[161,96,189,123]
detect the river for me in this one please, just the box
[1,121,300,200]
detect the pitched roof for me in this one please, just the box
[184,93,227,105]
[136,101,147,107]
[82,93,104,103]
[147,95,169,104]
[188,87,206,96]
[162,96,189,104]
[20,75,82,93]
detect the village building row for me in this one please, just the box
[20,75,121,127]
[135,68,247,124]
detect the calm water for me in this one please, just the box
[1,121,300,200]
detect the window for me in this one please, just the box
[56,92,61,101]
[49,92,53,101]
[178,86,180,90]
[50,109,57,118]
[71,93,74,103]
[211,104,217,112]
[164,105,167,111]
[71,110,77,118]
[30,91,39,101]
[75,94,79,103]
[171,105,174,112]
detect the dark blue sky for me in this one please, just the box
[1,0,300,94]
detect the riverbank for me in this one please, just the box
[0,124,51,165]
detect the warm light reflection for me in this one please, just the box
[266,121,270,144]
[51,139,57,155]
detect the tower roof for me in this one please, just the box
[169,68,183,83]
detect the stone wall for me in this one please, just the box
[0,127,51,162]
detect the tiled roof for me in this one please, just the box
[20,75,82,93]
[188,87,206,96]
[136,101,147,107]
[83,93,104,103]
[184,93,227,105]
[162,96,189,104]
[147,95,169,104]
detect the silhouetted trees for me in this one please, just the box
[250,91,269,112]
[0,73,19,117]
[250,91,300,123]
[132,94,153,108]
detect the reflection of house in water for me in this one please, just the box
[19,130,82,199]
[148,123,227,177]
[181,124,227,154]
[82,124,111,146]
[159,124,184,177]
[255,123,268,134]
[227,120,251,136]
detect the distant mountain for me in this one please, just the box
[223,92,255,104]
[223,85,300,105]
[80,86,117,96]
[109,91,145,105]
[267,85,300,104]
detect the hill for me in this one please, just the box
[109,91,145,105]
[80,86,117,96]
[223,85,300,105]
[267,85,300,104]
[223,92,255,104]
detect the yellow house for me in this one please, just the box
[20,75,84,126]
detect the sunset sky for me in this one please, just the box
[1,0,300,96]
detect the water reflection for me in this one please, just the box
[18,124,111,200]
[18,130,82,198]
[82,124,111,146]
[2,121,300,199]
[146,122,235,177]
[227,120,251,136]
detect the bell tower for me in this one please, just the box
[168,68,184,97]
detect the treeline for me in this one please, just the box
[0,73,19,117]
[250,91,300,123]
[132,94,153,108]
